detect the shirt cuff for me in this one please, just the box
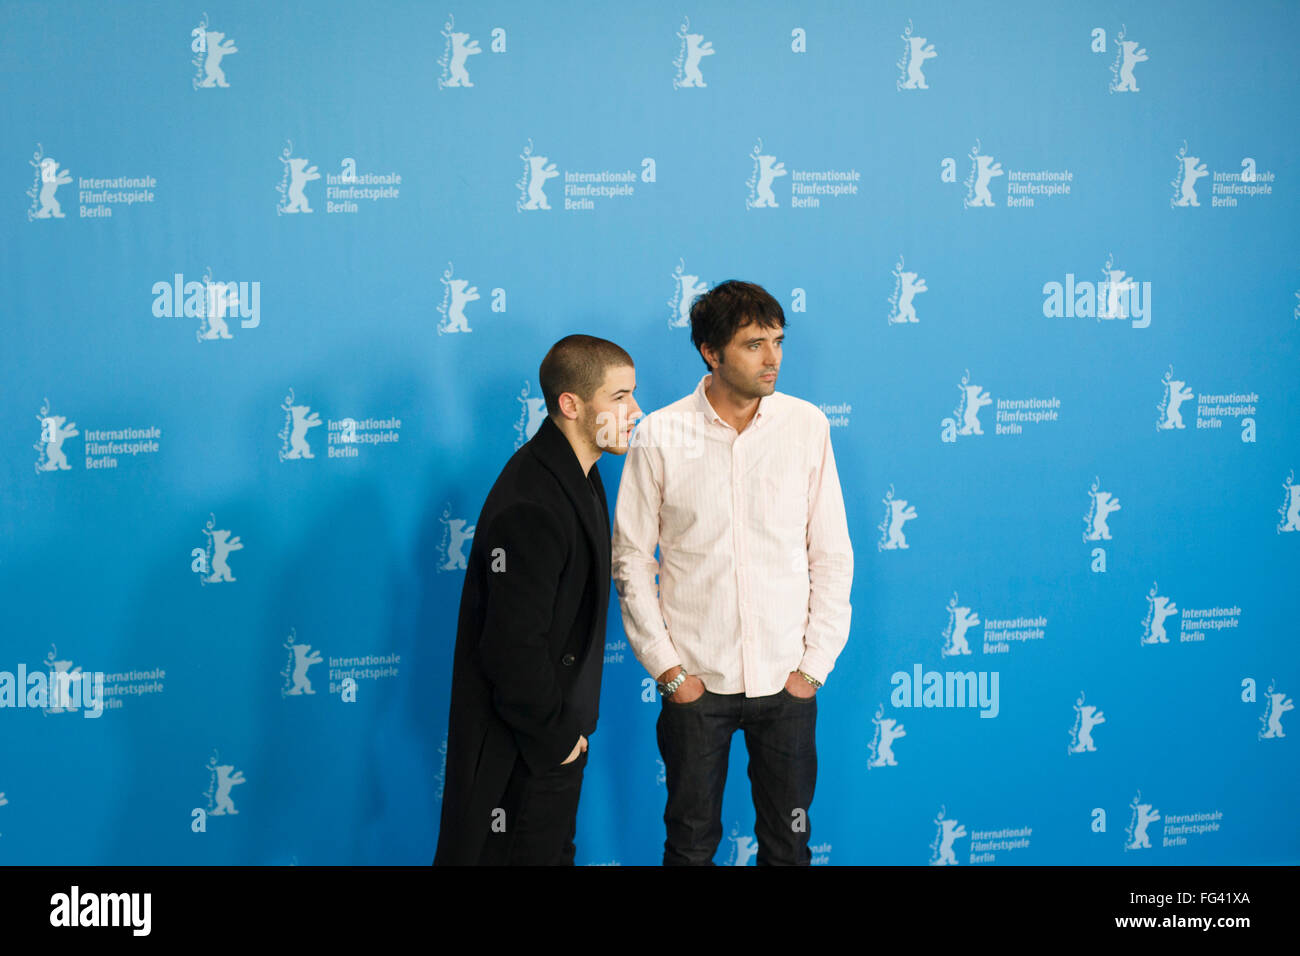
[640,645,684,684]
[796,653,833,687]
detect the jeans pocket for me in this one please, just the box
[665,689,708,708]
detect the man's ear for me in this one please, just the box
[557,391,581,421]
[699,344,719,370]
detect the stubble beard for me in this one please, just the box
[583,404,630,457]
[717,358,776,401]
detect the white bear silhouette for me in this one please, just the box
[522,155,558,210]
[1069,705,1105,752]
[210,765,246,815]
[445,32,482,87]
[902,36,937,89]
[958,384,992,435]
[1279,480,1300,532]
[199,31,238,88]
[674,274,708,328]
[206,529,243,583]
[443,279,480,333]
[681,34,715,87]
[1262,692,1294,738]
[441,519,476,571]
[881,498,917,550]
[1174,156,1208,207]
[944,607,979,655]
[753,155,787,208]
[1127,804,1159,849]
[34,159,72,218]
[969,155,1003,207]
[1113,40,1148,92]
[1158,379,1194,429]
[935,819,966,865]
[731,835,759,866]
[285,405,322,459]
[892,272,927,324]
[1086,491,1121,540]
[1145,595,1178,644]
[283,158,320,214]
[1100,269,1136,319]
[525,398,548,440]
[287,643,322,695]
[198,281,239,340]
[46,659,83,713]
[869,718,906,766]
[39,415,79,471]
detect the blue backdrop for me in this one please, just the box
[2,0,1297,865]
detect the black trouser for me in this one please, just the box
[478,746,588,865]
[656,688,817,866]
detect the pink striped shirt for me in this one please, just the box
[611,374,854,697]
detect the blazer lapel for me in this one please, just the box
[587,463,612,620]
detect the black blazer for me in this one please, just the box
[434,414,611,865]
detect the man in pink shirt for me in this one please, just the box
[612,280,854,865]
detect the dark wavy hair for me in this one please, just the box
[688,280,786,370]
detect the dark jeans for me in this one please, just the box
[478,746,588,865]
[657,688,817,866]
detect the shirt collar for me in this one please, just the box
[694,373,770,429]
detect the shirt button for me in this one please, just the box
[562,654,576,666]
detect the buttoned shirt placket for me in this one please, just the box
[709,400,764,698]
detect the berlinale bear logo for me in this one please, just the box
[940,594,980,656]
[929,807,966,865]
[1156,366,1194,430]
[673,16,715,89]
[745,139,787,209]
[1171,142,1208,208]
[192,15,237,90]
[35,401,79,472]
[1124,791,1160,850]
[669,259,709,329]
[1068,692,1105,753]
[1084,478,1122,541]
[877,485,917,551]
[963,140,1003,208]
[205,751,246,816]
[516,140,559,211]
[896,21,937,90]
[437,15,505,90]
[888,256,928,325]
[27,148,73,220]
[868,703,906,768]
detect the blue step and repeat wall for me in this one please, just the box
[2,1,1297,866]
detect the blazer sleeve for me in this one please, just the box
[476,500,584,774]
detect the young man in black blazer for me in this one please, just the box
[435,335,639,865]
